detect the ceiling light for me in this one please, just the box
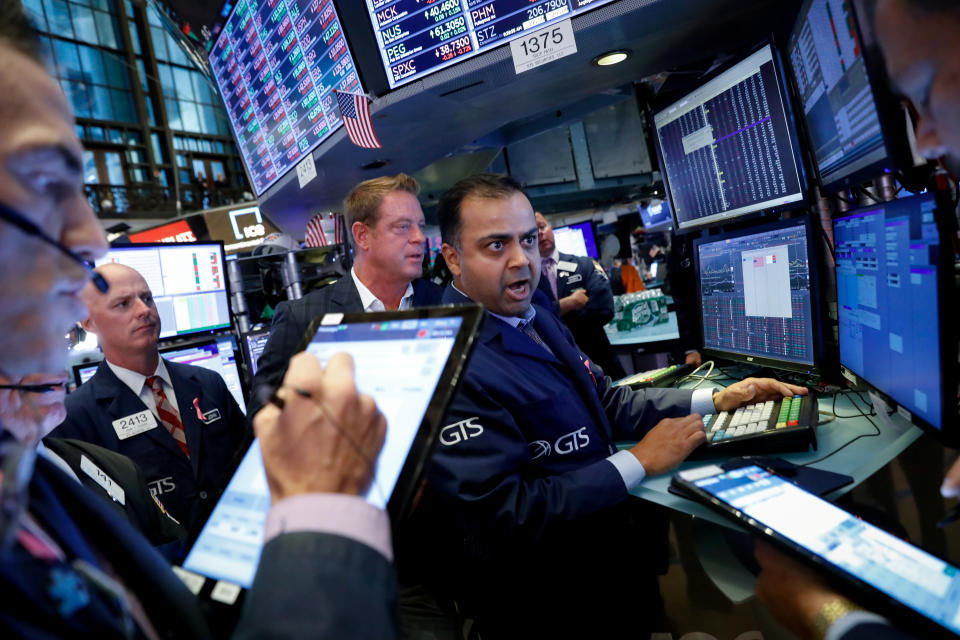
[592,49,630,67]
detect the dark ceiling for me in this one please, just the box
[243,0,802,234]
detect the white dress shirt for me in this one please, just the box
[351,267,414,312]
[106,357,180,418]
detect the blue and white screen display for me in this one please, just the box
[182,315,463,587]
[688,465,960,635]
[835,193,942,429]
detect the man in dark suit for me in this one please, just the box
[52,263,249,535]
[250,173,441,417]
[0,7,397,636]
[534,210,625,377]
[429,174,804,637]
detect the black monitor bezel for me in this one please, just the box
[98,241,233,343]
[649,37,811,234]
[785,0,914,192]
[833,191,958,447]
[71,360,102,389]
[692,214,826,375]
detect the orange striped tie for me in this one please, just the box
[146,375,189,458]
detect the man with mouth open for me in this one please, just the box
[249,173,442,418]
[53,263,249,537]
[429,173,807,638]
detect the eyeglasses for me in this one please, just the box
[0,200,108,293]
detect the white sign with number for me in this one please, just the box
[510,19,578,75]
[296,153,317,189]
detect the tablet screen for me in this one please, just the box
[182,314,465,588]
[687,465,960,634]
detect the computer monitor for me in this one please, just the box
[834,193,955,443]
[554,221,599,259]
[95,243,232,341]
[242,329,271,377]
[652,41,807,232]
[70,337,247,414]
[208,0,362,196]
[786,0,901,190]
[639,200,673,232]
[693,215,823,374]
[160,337,248,414]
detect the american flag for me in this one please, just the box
[335,90,381,149]
[304,213,327,248]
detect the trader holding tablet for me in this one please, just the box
[429,174,804,638]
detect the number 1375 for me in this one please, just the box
[520,27,564,56]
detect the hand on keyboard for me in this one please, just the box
[713,377,808,412]
[628,414,706,476]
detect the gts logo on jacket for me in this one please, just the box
[528,427,590,460]
[440,417,483,445]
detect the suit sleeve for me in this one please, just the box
[248,300,302,418]
[236,532,399,640]
[428,379,631,546]
[594,373,695,441]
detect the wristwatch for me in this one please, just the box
[812,597,862,640]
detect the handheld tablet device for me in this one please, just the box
[179,305,482,595]
[673,463,960,636]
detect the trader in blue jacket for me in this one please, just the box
[429,173,805,638]
[53,263,249,536]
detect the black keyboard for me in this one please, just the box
[613,364,692,389]
[689,392,819,458]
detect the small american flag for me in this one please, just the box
[304,213,327,248]
[335,90,381,149]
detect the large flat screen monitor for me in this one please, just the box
[639,200,673,232]
[209,0,363,196]
[786,0,896,189]
[652,42,807,231]
[693,216,822,374]
[554,220,598,259]
[834,193,954,442]
[71,336,247,414]
[365,0,619,89]
[95,243,231,340]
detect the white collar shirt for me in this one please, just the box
[351,267,414,312]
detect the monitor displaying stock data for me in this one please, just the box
[835,193,947,434]
[653,43,806,231]
[365,0,618,89]
[95,243,231,340]
[694,216,819,373]
[209,0,362,196]
[787,0,889,189]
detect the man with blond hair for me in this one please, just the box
[250,173,441,416]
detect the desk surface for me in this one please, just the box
[605,311,680,345]
[629,374,922,528]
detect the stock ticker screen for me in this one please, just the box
[787,0,887,187]
[653,44,805,230]
[209,0,362,196]
[365,0,618,89]
[696,219,816,368]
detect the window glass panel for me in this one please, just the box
[150,27,167,59]
[71,0,91,7]
[64,80,92,117]
[157,63,174,97]
[83,151,98,183]
[132,167,147,182]
[88,126,104,140]
[173,67,194,100]
[47,0,74,38]
[111,89,135,122]
[201,139,212,153]
[103,54,129,88]
[200,105,219,135]
[91,85,113,120]
[75,124,86,139]
[210,161,225,183]
[128,23,141,55]
[94,10,119,49]
[147,6,162,26]
[165,98,182,130]
[166,33,190,66]
[104,151,124,184]
[126,148,144,163]
[151,132,166,163]
[72,4,98,44]
[107,129,125,144]
[22,0,46,28]
[191,72,209,104]
[180,101,201,132]
[92,0,112,12]
[176,153,188,167]
[77,46,104,82]
[53,39,82,79]
[145,95,157,126]
[188,137,198,151]
[126,1,134,17]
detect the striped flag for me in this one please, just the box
[335,90,381,149]
[304,213,328,247]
